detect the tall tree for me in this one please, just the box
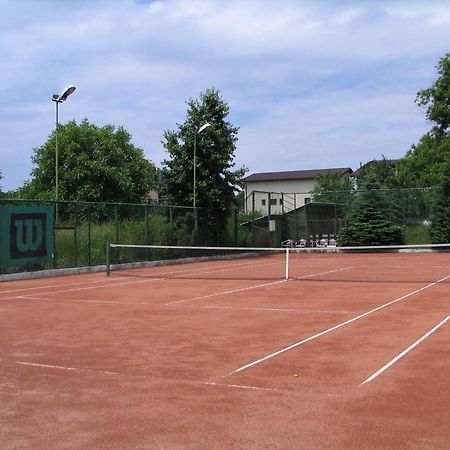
[397,54,450,188]
[339,163,404,246]
[160,88,247,244]
[415,53,450,134]
[355,157,399,189]
[430,158,450,244]
[312,172,353,203]
[20,119,156,204]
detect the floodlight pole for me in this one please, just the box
[52,85,76,223]
[193,123,211,231]
[193,122,211,208]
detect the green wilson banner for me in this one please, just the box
[0,205,54,268]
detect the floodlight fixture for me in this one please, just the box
[51,85,76,223]
[197,122,211,134]
[193,123,212,212]
[53,85,76,103]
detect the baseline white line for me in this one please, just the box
[16,361,117,375]
[166,279,287,306]
[224,275,450,377]
[360,314,450,386]
[5,260,284,302]
[202,305,356,314]
[0,277,129,295]
[202,381,282,392]
[19,277,165,297]
[16,295,160,306]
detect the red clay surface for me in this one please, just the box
[1,260,449,449]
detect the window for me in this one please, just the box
[269,199,277,205]
[304,197,311,204]
[261,199,266,206]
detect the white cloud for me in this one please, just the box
[0,0,449,191]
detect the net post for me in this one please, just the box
[106,241,110,276]
[285,247,290,279]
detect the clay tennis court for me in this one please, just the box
[1,249,449,449]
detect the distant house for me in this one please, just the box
[243,167,353,215]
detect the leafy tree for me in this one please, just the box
[416,53,450,134]
[20,119,156,205]
[312,172,353,203]
[397,54,450,188]
[160,88,247,244]
[430,159,450,244]
[397,132,450,188]
[355,157,399,189]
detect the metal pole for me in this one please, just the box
[106,241,110,276]
[193,134,197,209]
[193,134,198,231]
[55,100,59,224]
[285,247,290,279]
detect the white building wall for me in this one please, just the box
[245,179,317,215]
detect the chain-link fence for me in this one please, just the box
[0,199,246,275]
[243,187,442,247]
[0,187,442,275]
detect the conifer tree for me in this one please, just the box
[430,159,450,244]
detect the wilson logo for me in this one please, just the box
[10,213,48,259]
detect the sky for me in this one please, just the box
[1,0,449,192]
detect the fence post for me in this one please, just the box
[106,241,110,276]
[144,205,149,244]
[53,202,57,269]
[234,209,238,246]
[114,204,119,244]
[88,208,91,266]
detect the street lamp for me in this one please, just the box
[52,85,76,222]
[193,122,211,209]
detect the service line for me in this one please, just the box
[166,279,287,306]
[360,314,450,386]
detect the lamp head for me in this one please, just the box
[52,85,76,103]
[197,123,211,134]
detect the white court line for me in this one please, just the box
[166,280,287,306]
[202,305,356,314]
[16,295,166,307]
[167,265,358,307]
[168,260,282,279]
[295,266,354,279]
[203,305,300,312]
[360,314,450,386]
[5,258,284,302]
[0,277,129,295]
[224,275,450,377]
[202,381,282,392]
[16,280,287,306]
[16,361,117,375]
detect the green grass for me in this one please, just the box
[404,224,431,245]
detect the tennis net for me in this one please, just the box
[106,243,450,283]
